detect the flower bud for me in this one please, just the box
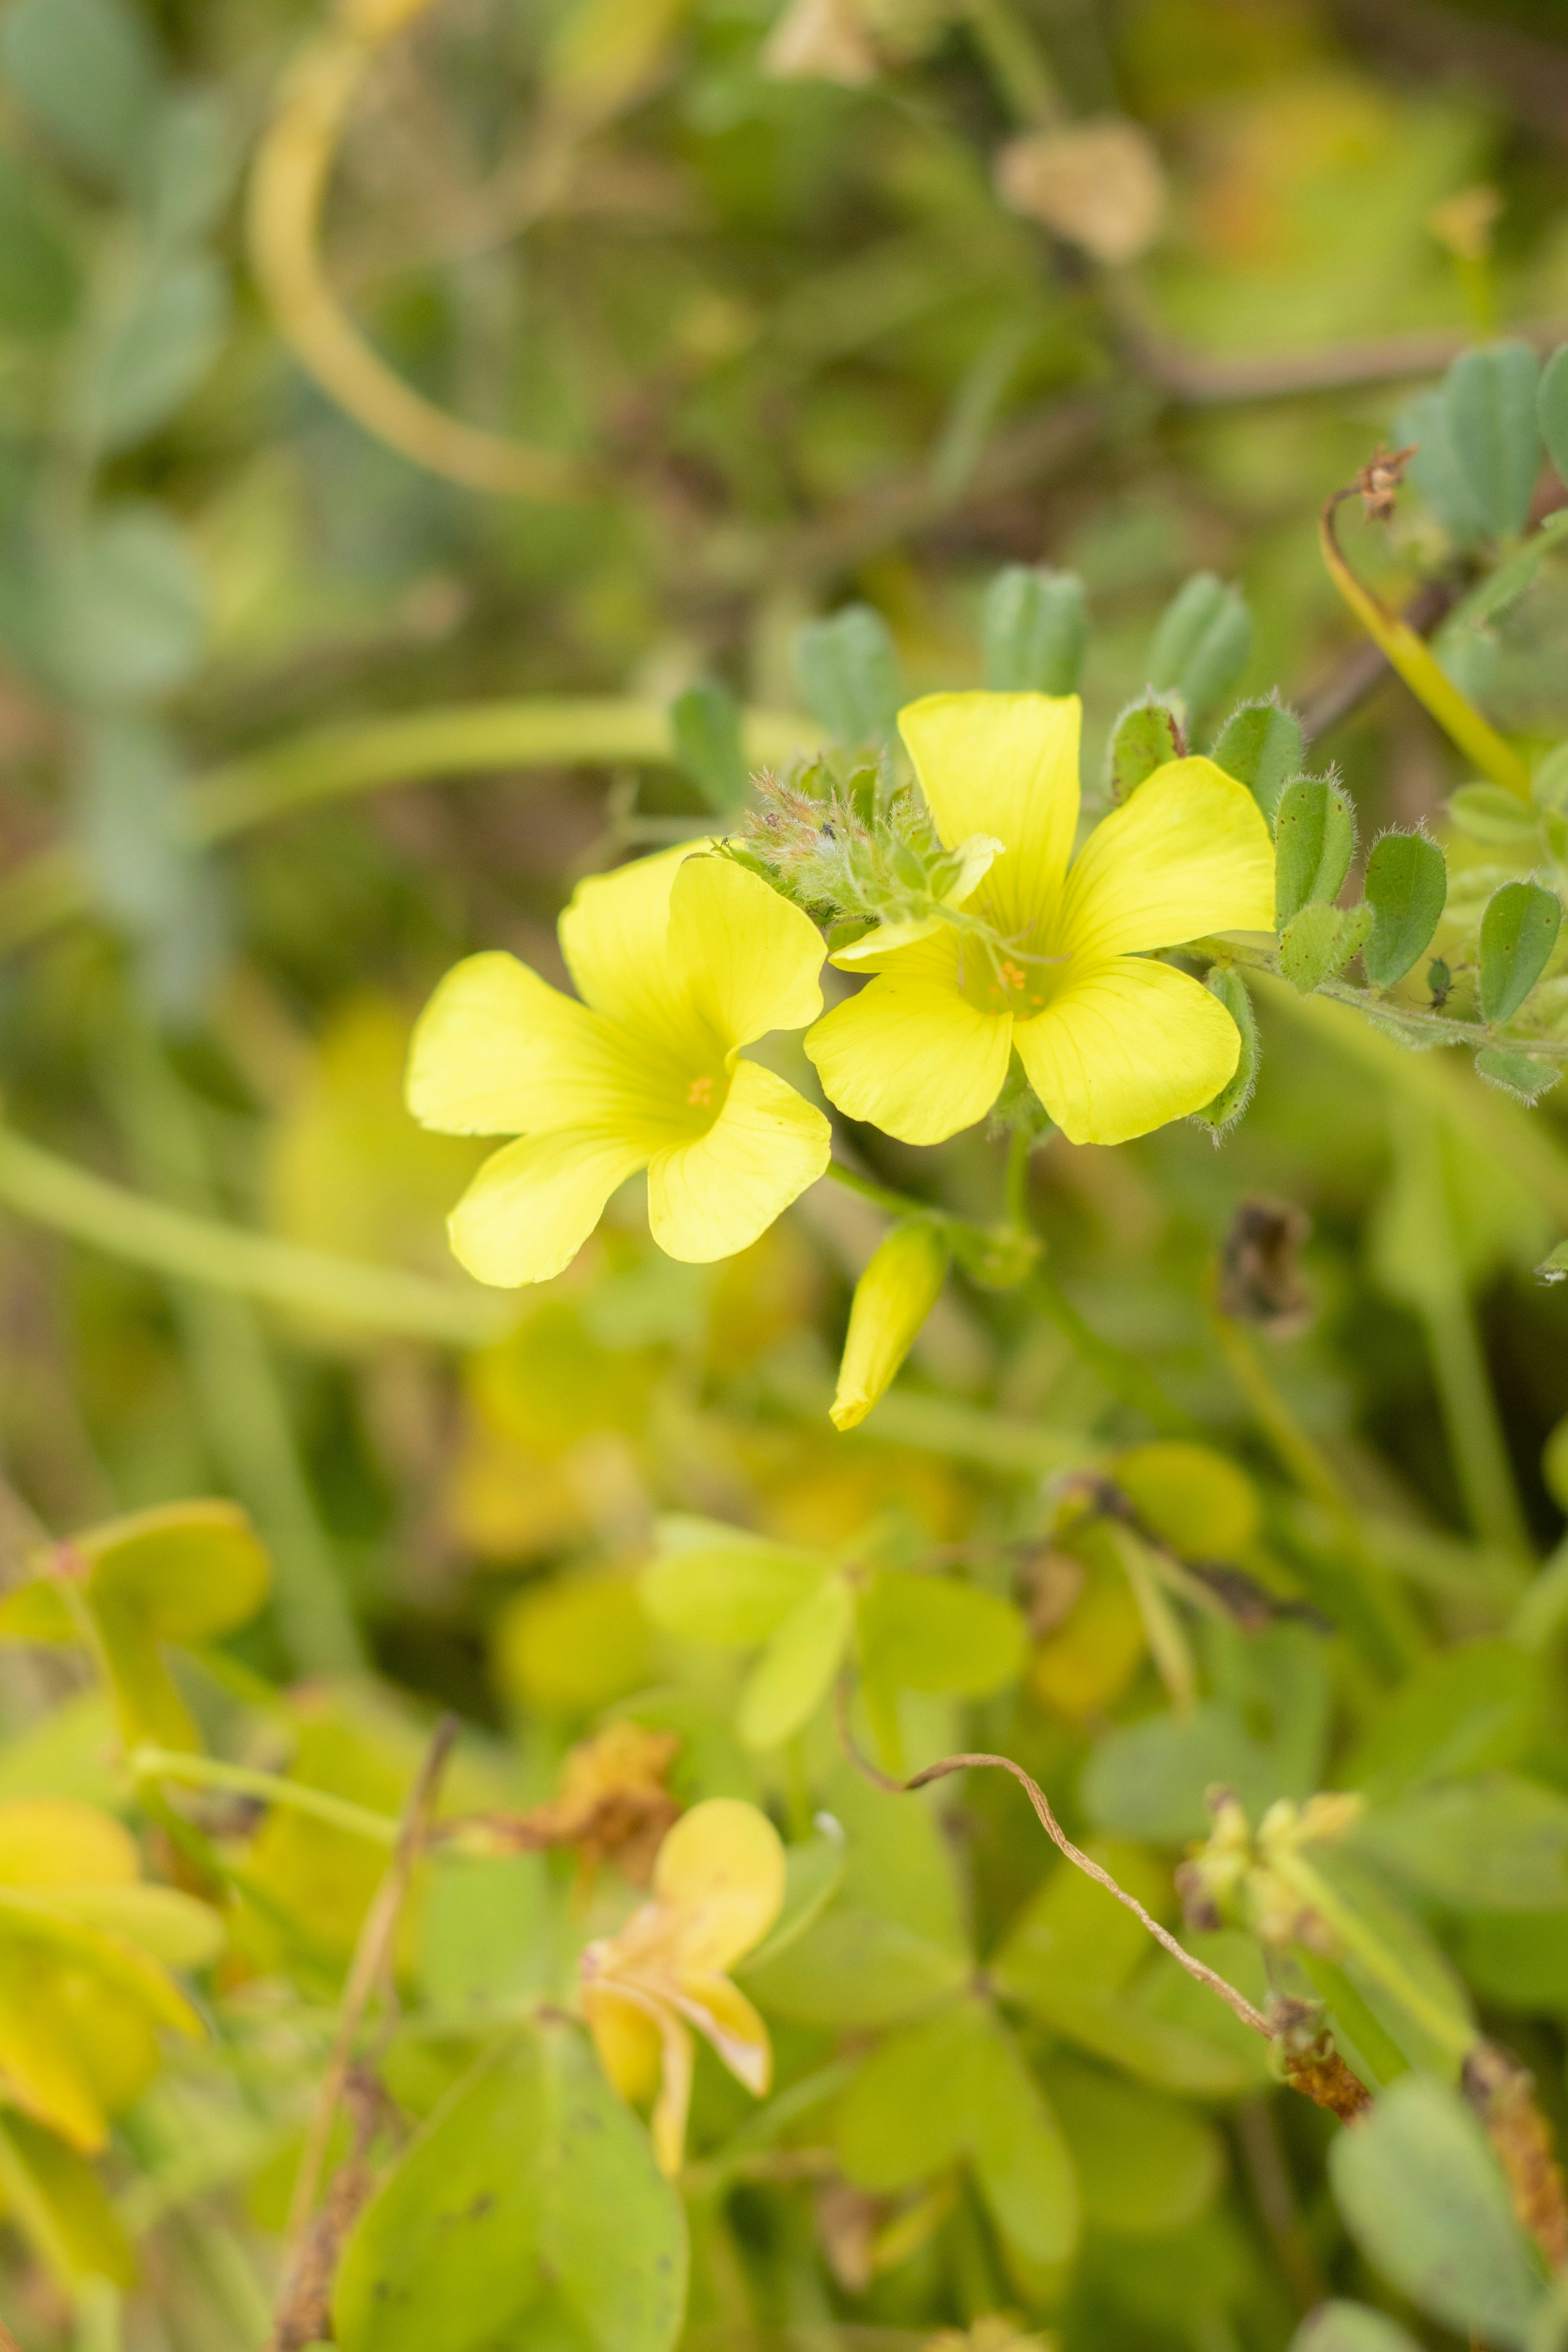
[830,1221,949,1432]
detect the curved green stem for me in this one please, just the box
[129,1746,401,1847]
[0,697,815,955]
[0,1122,512,1348]
[1320,491,1532,797]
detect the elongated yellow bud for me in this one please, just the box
[831,1221,949,1431]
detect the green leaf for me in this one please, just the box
[0,151,78,334]
[1446,341,1542,543]
[1112,1439,1258,1556]
[1362,829,1448,987]
[1189,969,1258,1133]
[641,1527,827,1647]
[1309,1850,1474,2078]
[855,1572,1026,1697]
[965,2011,1079,2266]
[1401,385,1490,546]
[991,1840,1172,2009]
[1447,782,1540,845]
[791,605,901,747]
[1278,901,1370,994]
[670,683,749,813]
[1210,697,1303,821]
[1339,1640,1542,1801]
[73,254,228,455]
[836,2000,984,2190]
[1479,878,1561,1022]
[0,0,163,188]
[1329,2076,1546,2350]
[45,505,206,708]
[1355,1770,1568,1911]
[981,565,1087,695]
[0,2113,135,2291]
[419,1852,556,2020]
[1475,1047,1559,1102]
[1047,2054,1223,2236]
[1542,343,1568,488]
[333,2021,686,2352]
[734,1573,853,1749]
[1454,1908,1568,2010]
[1290,2303,1425,2352]
[1274,775,1356,925]
[740,1829,846,1971]
[1147,573,1252,722]
[1108,696,1183,801]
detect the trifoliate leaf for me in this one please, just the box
[1108,696,1183,801]
[1210,697,1303,821]
[1474,1047,1559,1102]
[1278,901,1370,994]
[1147,573,1252,722]
[1446,340,1541,543]
[792,605,901,748]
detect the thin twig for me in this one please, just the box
[270,1713,460,2345]
[832,1683,1270,2038]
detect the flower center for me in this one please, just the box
[686,1074,716,1109]
[677,1067,730,1131]
[957,934,1068,1018]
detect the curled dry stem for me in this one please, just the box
[269,1712,461,2350]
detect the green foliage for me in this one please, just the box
[791,605,902,748]
[1107,694,1183,800]
[1542,342,1568,486]
[1445,341,1542,544]
[1274,775,1356,927]
[1362,829,1447,986]
[981,565,1088,695]
[1478,877,1562,1021]
[1189,968,1258,1133]
[1329,2077,1547,2348]
[1147,573,1253,724]
[670,683,749,813]
[333,2023,687,2352]
[1210,697,1303,820]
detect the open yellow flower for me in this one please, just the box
[580,1797,784,2174]
[806,692,1276,1147]
[408,846,831,1285]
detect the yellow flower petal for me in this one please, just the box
[806,942,1012,1145]
[668,1971,773,2096]
[653,1798,786,1973]
[583,1982,664,2103]
[898,691,1080,934]
[559,844,707,1034]
[647,1060,830,1264]
[1013,956,1242,1146]
[668,856,826,1048]
[1059,756,1276,962]
[406,951,633,1136]
[648,2011,695,2177]
[448,1129,648,1286]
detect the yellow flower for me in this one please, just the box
[580,1797,784,2174]
[831,1220,950,1431]
[806,693,1276,1147]
[408,846,832,1285]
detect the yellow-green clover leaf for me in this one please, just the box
[0,1500,271,1753]
[806,691,1276,1145]
[407,845,831,1285]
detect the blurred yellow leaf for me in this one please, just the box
[492,1573,655,1720]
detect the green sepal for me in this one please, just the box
[1107,695,1183,802]
[670,682,748,813]
[1279,902,1371,995]
[1210,696,1303,821]
[1478,877,1561,1022]
[981,564,1087,695]
[1189,968,1258,1134]
[1274,775,1356,926]
[1362,830,1447,987]
[792,604,902,749]
[1147,572,1252,723]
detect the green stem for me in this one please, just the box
[1209,1305,1424,1670]
[1423,1286,1531,1556]
[1023,1268,1198,1438]
[129,1746,400,1848]
[1320,493,1532,797]
[0,698,814,956]
[1194,932,1568,1064]
[824,1159,940,1226]
[0,1122,510,1349]
[1004,1123,1031,1234]
[966,0,1061,124]
[100,1036,368,1675]
[1510,1534,1568,1650]
[1274,1850,1474,2062]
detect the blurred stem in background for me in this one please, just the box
[98,1022,364,1675]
